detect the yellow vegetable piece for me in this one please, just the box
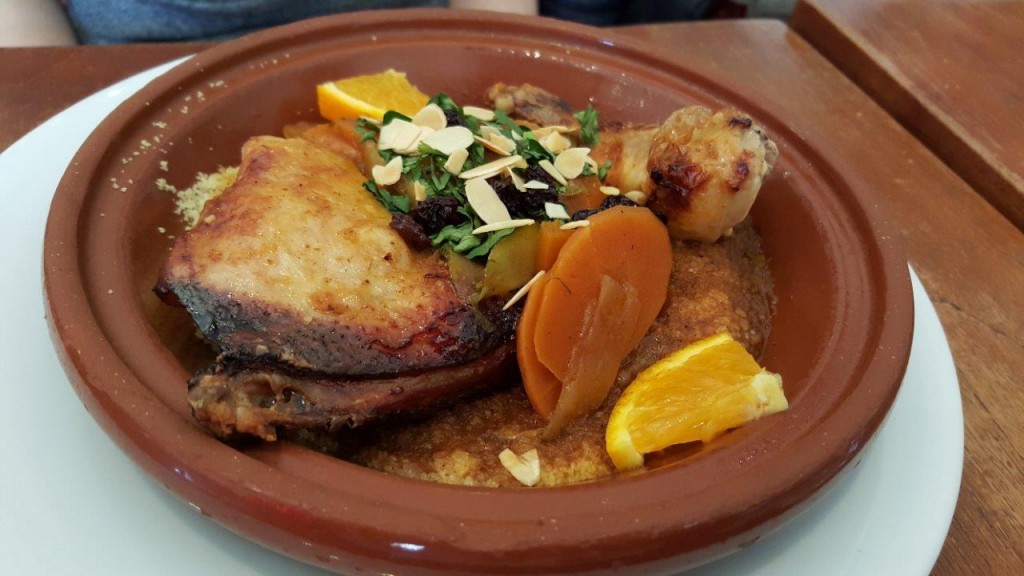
[606,333,787,471]
[316,69,429,122]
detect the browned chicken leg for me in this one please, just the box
[489,84,778,242]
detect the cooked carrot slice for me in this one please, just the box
[586,207,671,344]
[516,274,562,418]
[534,207,671,380]
[518,206,672,431]
[536,221,574,271]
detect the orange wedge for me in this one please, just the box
[606,333,787,471]
[316,69,429,122]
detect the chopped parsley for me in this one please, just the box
[573,104,600,146]
[362,95,612,259]
[354,118,378,143]
[363,180,411,213]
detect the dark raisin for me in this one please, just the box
[410,196,466,235]
[490,175,558,218]
[569,195,640,221]
[522,164,559,189]
[571,208,599,221]
[389,213,432,251]
[600,195,638,209]
[444,109,466,128]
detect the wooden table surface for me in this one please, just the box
[791,0,1024,231]
[2,18,1022,575]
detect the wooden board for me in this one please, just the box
[792,0,1024,230]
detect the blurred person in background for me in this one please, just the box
[1,0,793,46]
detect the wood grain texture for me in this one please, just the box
[791,0,1024,230]
[0,44,207,152]
[2,22,1022,574]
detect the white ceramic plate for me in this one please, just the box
[0,61,962,576]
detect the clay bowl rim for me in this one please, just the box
[42,8,914,574]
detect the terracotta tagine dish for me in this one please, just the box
[43,9,913,575]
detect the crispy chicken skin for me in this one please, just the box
[643,107,778,242]
[159,135,502,377]
[488,84,777,242]
[593,108,778,242]
[189,343,518,441]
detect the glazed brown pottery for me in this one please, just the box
[43,9,913,575]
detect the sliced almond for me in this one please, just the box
[463,105,496,121]
[498,448,541,486]
[422,126,474,155]
[625,190,648,205]
[475,135,514,156]
[599,185,620,196]
[465,177,512,224]
[371,156,403,186]
[531,125,575,138]
[523,180,550,190]
[537,159,567,186]
[459,155,524,180]
[489,131,517,154]
[472,218,535,235]
[412,180,428,202]
[559,220,590,230]
[508,168,526,191]
[538,131,572,154]
[544,202,570,220]
[503,270,546,311]
[444,147,469,175]
[378,119,421,152]
[553,147,591,180]
[480,125,502,139]
[412,103,447,131]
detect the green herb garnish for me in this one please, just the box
[573,104,599,146]
[381,110,412,125]
[465,228,515,259]
[354,117,379,143]
[362,93,608,260]
[363,180,411,213]
[518,131,555,164]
